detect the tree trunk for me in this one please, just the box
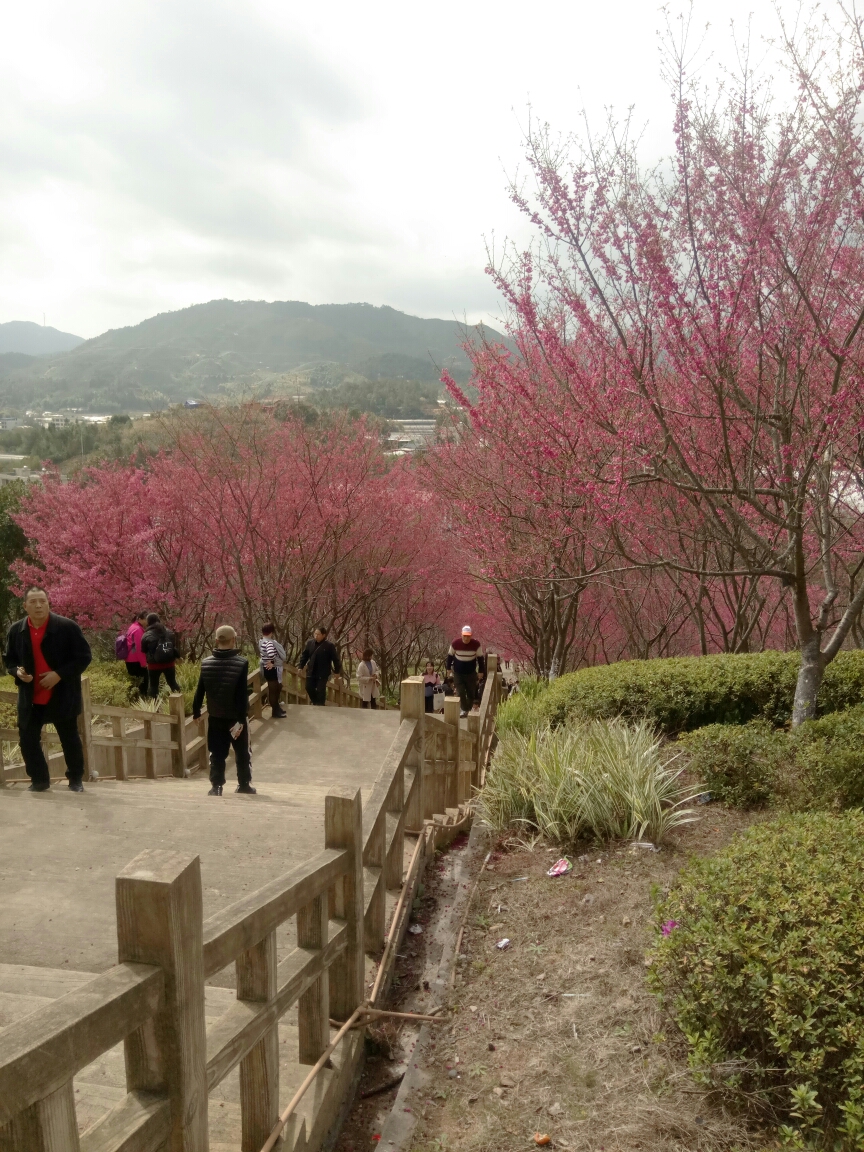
[791,637,824,727]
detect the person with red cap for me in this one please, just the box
[445,625,485,717]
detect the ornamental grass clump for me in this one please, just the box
[494,676,549,738]
[478,718,701,845]
[650,812,864,1149]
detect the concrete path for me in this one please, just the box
[0,704,402,975]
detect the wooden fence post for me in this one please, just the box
[251,670,263,721]
[400,678,425,829]
[443,698,463,806]
[78,674,94,782]
[385,767,406,891]
[111,715,128,781]
[116,850,208,1152]
[169,694,187,778]
[467,712,481,793]
[1,1080,80,1152]
[297,895,330,1063]
[237,931,279,1152]
[363,817,386,956]
[325,787,365,1021]
[143,716,156,780]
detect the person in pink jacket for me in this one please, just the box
[125,612,149,693]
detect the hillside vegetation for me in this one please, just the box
[0,300,501,413]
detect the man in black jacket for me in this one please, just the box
[298,625,343,706]
[4,587,92,792]
[192,624,255,796]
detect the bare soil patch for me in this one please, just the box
[336,806,775,1152]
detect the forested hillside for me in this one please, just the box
[0,300,501,413]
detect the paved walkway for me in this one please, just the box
[0,704,402,975]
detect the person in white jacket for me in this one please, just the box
[357,648,381,709]
[259,623,287,718]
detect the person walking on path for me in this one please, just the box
[298,625,343,706]
[192,624,256,796]
[259,623,287,718]
[124,612,149,693]
[141,613,179,698]
[357,648,381,709]
[422,660,441,713]
[4,587,92,792]
[445,625,485,717]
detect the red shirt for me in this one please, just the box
[28,619,53,705]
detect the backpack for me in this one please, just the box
[153,631,176,663]
[115,631,130,661]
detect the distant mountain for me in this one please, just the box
[0,321,84,355]
[0,352,39,375]
[0,300,502,413]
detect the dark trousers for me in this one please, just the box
[125,661,148,689]
[453,672,477,713]
[263,668,282,712]
[208,717,251,787]
[147,666,179,697]
[424,695,434,713]
[20,707,85,787]
[306,678,327,706]
[362,698,379,710]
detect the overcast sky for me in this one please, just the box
[0,0,830,339]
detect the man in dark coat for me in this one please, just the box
[4,587,92,792]
[298,625,343,706]
[192,624,255,796]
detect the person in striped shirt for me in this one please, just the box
[259,623,287,718]
[445,625,485,717]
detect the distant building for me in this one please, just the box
[0,466,41,488]
[35,413,70,428]
[385,419,438,454]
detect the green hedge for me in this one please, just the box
[650,812,864,1148]
[681,706,864,811]
[536,649,864,735]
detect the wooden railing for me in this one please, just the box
[399,653,501,832]
[0,662,502,1151]
[0,659,365,785]
[0,788,366,1152]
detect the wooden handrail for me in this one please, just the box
[201,847,350,977]
[361,720,416,853]
[205,919,347,1089]
[0,666,500,1150]
[0,963,164,1125]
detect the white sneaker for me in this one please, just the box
[460,710,468,718]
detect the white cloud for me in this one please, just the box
[0,0,838,338]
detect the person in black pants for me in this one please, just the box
[192,624,255,796]
[4,587,92,792]
[141,613,180,698]
[298,625,343,706]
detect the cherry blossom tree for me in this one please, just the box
[475,9,864,720]
[13,406,469,673]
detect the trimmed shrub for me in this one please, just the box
[680,706,864,811]
[538,649,864,734]
[479,718,701,845]
[783,706,864,812]
[679,720,783,807]
[650,812,864,1148]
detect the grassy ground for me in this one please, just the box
[337,807,772,1152]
